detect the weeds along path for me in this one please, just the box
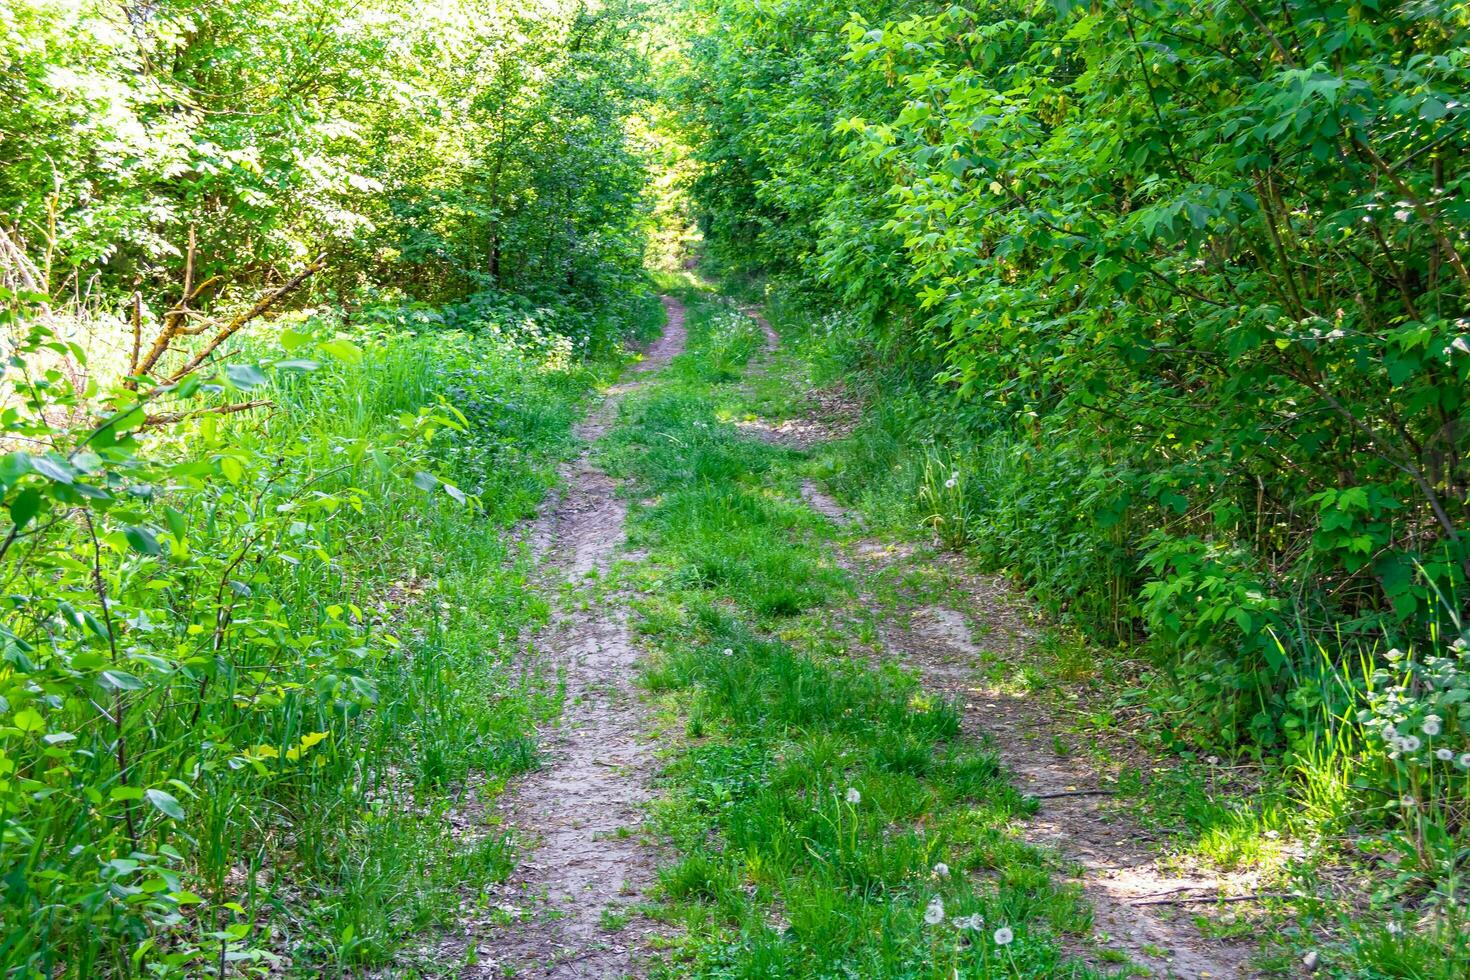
[464,297,687,978]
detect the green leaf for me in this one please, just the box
[225,364,269,389]
[100,670,145,691]
[124,526,161,556]
[29,454,74,485]
[321,339,364,364]
[412,471,438,491]
[145,788,185,820]
[9,489,42,529]
[13,707,44,732]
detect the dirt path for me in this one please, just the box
[724,332,1259,979]
[465,297,687,978]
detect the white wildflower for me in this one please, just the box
[1402,735,1422,752]
[944,477,958,489]
[1206,755,1220,765]
[1422,716,1442,737]
[1394,208,1412,222]
[1386,921,1403,935]
[993,926,1014,946]
[933,862,950,878]
[1458,752,1470,769]
[845,787,861,805]
[924,897,945,925]
[722,648,733,657]
[1436,748,1454,761]
[953,913,984,931]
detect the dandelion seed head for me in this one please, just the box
[845,787,861,805]
[993,926,1014,946]
[944,477,957,489]
[933,862,950,878]
[1436,748,1453,761]
[1402,735,1422,752]
[924,897,945,925]
[1421,716,1442,736]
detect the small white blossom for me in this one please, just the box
[953,913,984,931]
[1402,735,1422,752]
[944,477,958,489]
[924,897,945,925]
[993,926,1014,946]
[1206,755,1220,765]
[1458,752,1470,769]
[722,648,734,657]
[1436,748,1454,761]
[845,787,861,805]
[1394,208,1412,222]
[1422,716,1442,736]
[932,862,950,878]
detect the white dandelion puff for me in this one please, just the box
[1458,752,1470,769]
[933,862,950,878]
[993,926,1014,946]
[944,477,958,489]
[1422,716,1442,736]
[924,897,945,925]
[1402,735,1422,752]
[1436,748,1454,761]
[845,787,861,805]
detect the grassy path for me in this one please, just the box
[454,287,1257,977]
[596,287,1258,978]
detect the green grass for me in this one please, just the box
[0,297,660,977]
[598,287,1099,977]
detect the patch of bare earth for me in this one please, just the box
[452,298,688,978]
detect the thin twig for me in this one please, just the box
[1031,789,1116,800]
[1130,892,1286,907]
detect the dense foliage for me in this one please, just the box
[679,0,1470,761]
[2,0,652,333]
[0,0,659,973]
